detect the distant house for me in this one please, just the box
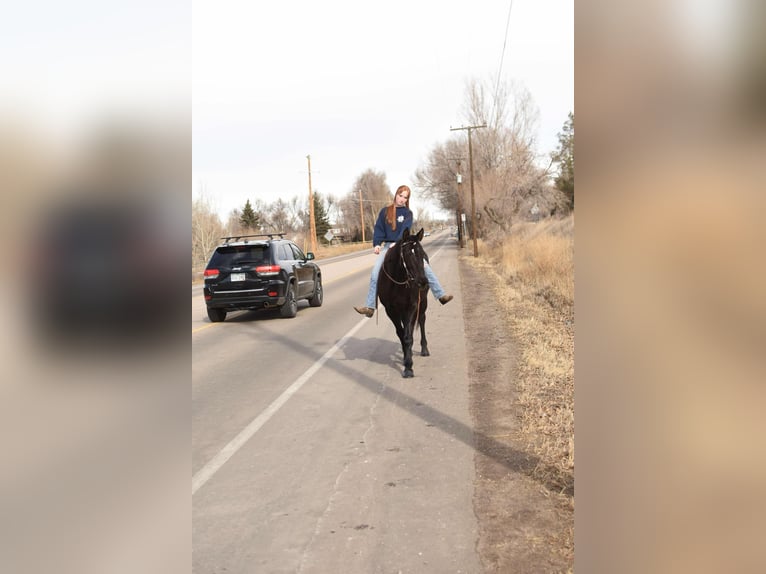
[327,227,350,244]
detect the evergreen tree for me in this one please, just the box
[312,192,331,242]
[551,111,574,210]
[239,199,260,230]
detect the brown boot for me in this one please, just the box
[354,306,375,318]
[439,295,453,305]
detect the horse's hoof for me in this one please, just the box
[402,369,414,378]
[421,349,430,357]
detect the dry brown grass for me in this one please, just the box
[462,216,574,571]
[473,215,574,493]
[312,241,371,260]
[496,217,574,309]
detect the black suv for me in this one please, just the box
[203,233,323,322]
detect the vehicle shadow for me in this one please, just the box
[215,302,311,323]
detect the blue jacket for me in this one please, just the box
[372,206,412,247]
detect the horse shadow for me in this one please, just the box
[340,336,401,367]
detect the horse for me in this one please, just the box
[376,227,430,378]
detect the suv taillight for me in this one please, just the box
[255,265,280,276]
[204,268,219,278]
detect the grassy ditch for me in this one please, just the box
[472,215,574,493]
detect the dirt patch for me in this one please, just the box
[460,256,574,573]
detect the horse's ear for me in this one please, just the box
[416,228,424,241]
[402,227,410,240]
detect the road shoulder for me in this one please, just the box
[459,254,574,573]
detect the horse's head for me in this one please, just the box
[399,228,428,289]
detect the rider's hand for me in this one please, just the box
[374,245,381,255]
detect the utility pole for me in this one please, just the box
[450,124,486,256]
[358,189,366,243]
[448,157,466,249]
[306,154,317,253]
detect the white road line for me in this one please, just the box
[192,317,369,495]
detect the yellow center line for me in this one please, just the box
[192,323,217,334]
[323,265,370,285]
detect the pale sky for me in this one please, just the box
[1,1,572,221]
[1,1,189,142]
[193,0,573,220]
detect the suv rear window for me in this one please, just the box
[208,244,270,267]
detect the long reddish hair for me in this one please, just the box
[386,185,411,230]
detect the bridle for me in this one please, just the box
[382,240,422,287]
[379,238,427,326]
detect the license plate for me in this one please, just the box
[230,272,245,282]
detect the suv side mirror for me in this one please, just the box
[305,252,315,261]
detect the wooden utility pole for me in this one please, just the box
[358,189,366,243]
[449,157,466,249]
[306,154,317,253]
[450,124,486,256]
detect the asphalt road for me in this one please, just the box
[192,231,481,573]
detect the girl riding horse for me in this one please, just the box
[353,185,452,318]
[377,227,431,378]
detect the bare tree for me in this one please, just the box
[287,196,307,231]
[339,169,391,241]
[414,206,434,231]
[463,79,540,171]
[417,77,555,240]
[414,139,466,213]
[263,198,292,233]
[225,208,242,236]
[192,191,224,272]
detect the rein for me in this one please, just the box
[381,265,409,285]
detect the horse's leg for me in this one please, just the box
[401,308,417,378]
[384,307,407,354]
[419,300,429,357]
[402,324,414,378]
[397,319,408,362]
[383,306,410,373]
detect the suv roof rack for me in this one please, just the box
[220,233,286,243]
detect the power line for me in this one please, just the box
[491,1,514,124]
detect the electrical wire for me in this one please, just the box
[491,1,514,125]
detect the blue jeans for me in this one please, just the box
[365,244,446,308]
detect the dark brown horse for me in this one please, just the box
[377,227,430,378]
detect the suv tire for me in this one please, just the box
[207,308,227,323]
[308,275,323,307]
[280,283,298,318]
